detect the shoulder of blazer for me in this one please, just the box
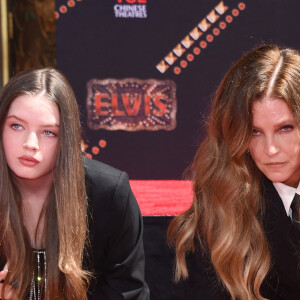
[83,156,132,216]
[83,156,129,194]
[261,176,288,220]
[83,156,123,182]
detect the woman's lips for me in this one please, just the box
[265,162,286,168]
[18,156,39,167]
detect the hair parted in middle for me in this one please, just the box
[168,44,300,300]
[0,67,90,299]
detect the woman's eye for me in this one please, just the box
[44,130,56,137]
[280,125,293,132]
[11,123,22,130]
[252,129,261,136]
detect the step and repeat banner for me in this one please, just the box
[56,0,300,182]
[56,1,300,298]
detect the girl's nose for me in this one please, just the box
[23,132,39,151]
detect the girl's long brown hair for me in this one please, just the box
[0,68,90,299]
[168,45,300,300]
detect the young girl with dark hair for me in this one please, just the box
[0,68,149,300]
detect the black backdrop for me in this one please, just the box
[56,1,300,298]
[56,0,300,180]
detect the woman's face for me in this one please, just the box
[2,94,60,183]
[249,97,300,187]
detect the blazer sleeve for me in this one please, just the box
[85,159,150,300]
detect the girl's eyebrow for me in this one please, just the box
[6,115,60,127]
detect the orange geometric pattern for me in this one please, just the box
[156,1,246,76]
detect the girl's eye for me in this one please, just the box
[44,130,56,137]
[11,123,22,130]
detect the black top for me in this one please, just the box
[183,176,300,300]
[84,157,150,299]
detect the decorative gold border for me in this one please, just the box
[1,0,9,87]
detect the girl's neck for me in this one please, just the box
[14,176,53,249]
[14,173,53,202]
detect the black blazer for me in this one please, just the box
[84,157,150,300]
[183,177,300,300]
[261,176,300,299]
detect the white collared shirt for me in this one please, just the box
[273,181,300,217]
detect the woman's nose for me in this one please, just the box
[23,132,39,151]
[264,136,279,156]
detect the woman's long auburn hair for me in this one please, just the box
[168,45,300,300]
[0,68,90,299]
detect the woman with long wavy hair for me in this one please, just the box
[168,44,300,300]
[0,68,149,299]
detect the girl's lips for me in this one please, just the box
[19,156,39,167]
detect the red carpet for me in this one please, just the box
[129,180,193,216]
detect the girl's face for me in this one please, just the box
[249,97,300,188]
[2,94,60,183]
